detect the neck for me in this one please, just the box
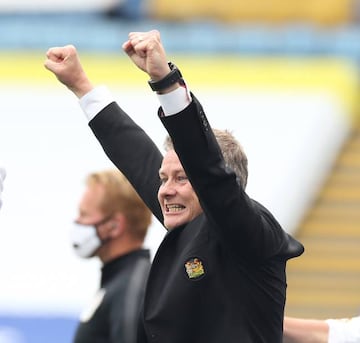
[98,239,143,264]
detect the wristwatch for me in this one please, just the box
[148,62,184,92]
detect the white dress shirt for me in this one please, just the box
[79,85,191,121]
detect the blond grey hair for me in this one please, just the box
[163,128,248,189]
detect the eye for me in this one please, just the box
[159,177,167,186]
[177,175,188,183]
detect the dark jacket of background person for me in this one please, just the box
[73,249,150,343]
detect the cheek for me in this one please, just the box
[193,200,202,216]
[157,190,164,208]
[157,189,162,201]
[189,193,202,215]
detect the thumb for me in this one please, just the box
[44,58,61,73]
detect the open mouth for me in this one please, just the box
[165,204,185,212]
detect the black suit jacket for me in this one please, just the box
[89,95,304,343]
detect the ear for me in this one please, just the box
[108,213,126,238]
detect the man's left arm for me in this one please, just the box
[283,317,329,343]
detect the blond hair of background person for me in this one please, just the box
[71,169,152,343]
[283,316,360,343]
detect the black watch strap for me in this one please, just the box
[148,62,183,91]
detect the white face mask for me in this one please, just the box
[70,223,102,258]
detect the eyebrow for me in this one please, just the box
[158,168,186,176]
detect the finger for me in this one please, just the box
[46,47,66,61]
[44,59,57,72]
[122,40,134,55]
[128,32,149,48]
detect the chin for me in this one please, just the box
[164,221,176,230]
[164,218,184,230]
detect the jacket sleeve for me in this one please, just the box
[159,94,304,261]
[89,101,164,224]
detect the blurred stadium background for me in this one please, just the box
[0,0,360,342]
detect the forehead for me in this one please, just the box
[79,183,105,211]
[159,150,185,174]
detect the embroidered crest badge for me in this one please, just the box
[185,257,205,279]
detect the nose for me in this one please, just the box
[159,179,177,198]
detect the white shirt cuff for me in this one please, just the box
[326,317,360,343]
[79,83,191,121]
[157,85,192,116]
[79,85,115,122]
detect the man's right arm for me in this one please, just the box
[79,86,115,122]
[44,44,164,223]
[87,100,163,221]
[44,45,94,99]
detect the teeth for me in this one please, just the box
[166,204,184,212]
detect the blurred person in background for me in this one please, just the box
[0,167,6,211]
[105,0,146,20]
[283,315,360,343]
[44,30,304,342]
[0,168,25,343]
[71,169,152,343]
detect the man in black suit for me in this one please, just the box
[45,29,304,343]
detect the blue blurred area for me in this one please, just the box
[1,12,360,60]
[0,315,77,343]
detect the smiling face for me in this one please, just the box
[158,150,203,229]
